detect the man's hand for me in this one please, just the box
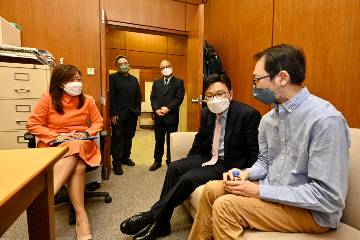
[155,109,164,116]
[111,115,119,125]
[225,168,250,181]
[160,106,170,115]
[224,180,260,199]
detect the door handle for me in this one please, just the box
[191,98,200,104]
[191,95,203,104]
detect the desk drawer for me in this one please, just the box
[0,130,28,149]
[0,66,49,98]
[0,99,39,130]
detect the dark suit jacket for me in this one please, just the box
[188,100,261,170]
[109,72,141,121]
[150,76,185,125]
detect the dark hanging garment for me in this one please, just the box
[203,40,224,78]
[202,40,224,106]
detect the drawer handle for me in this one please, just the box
[14,88,30,93]
[16,120,28,125]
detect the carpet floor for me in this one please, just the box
[1,129,193,240]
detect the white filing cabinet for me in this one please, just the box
[0,62,51,149]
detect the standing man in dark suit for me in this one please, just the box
[149,60,185,171]
[110,55,141,175]
[120,74,261,240]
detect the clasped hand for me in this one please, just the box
[155,106,170,116]
[223,168,260,199]
[56,130,88,141]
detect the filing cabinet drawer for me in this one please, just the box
[0,99,39,130]
[0,130,29,149]
[0,66,49,98]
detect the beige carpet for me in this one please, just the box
[1,129,193,240]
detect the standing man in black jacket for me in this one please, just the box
[149,60,185,171]
[120,74,261,240]
[110,55,141,175]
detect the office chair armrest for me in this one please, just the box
[24,132,35,140]
[24,132,36,148]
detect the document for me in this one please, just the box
[50,136,98,146]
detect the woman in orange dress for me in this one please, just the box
[27,64,103,240]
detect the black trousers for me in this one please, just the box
[153,123,178,164]
[111,115,138,164]
[149,154,226,222]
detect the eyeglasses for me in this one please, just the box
[252,74,275,86]
[160,65,172,70]
[204,91,228,101]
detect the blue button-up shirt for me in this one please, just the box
[248,87,350,228]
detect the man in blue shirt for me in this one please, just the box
[189,44,351,239]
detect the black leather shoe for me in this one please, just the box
[113,163,123,175]
[122,158,136,166]
[133,221,171,240]
[149,162,161,171]
[120,212,154,235]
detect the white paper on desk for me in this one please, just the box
[50,136,98,146]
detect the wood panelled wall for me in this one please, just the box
[205,0,273,115]
[0,0,196,106]
[101,0,201,32]
[205,0,360,128]
[108,30,187,101]
[0,0,101,104]
[272,0,360,128]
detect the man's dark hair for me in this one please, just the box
[204,73,232,92]
[114,55,128,65]
[254,44,306,84]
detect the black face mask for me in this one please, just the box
[252,87,277,105]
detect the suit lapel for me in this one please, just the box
[224,102,236,155]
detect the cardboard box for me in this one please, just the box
[0,16,21,46]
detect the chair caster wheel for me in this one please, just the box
[105,196,112,203]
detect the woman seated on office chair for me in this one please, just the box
[27,64,103,240]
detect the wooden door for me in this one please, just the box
[186,4,205,131]
[100,9,111,180]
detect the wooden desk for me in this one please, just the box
[0,147,68,239]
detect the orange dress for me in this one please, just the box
[27,93,104,166]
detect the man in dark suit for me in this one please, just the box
[149,60,185,171]
[120,74,261,240]
[110,55,141,175]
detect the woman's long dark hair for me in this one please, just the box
[49,64,85,114]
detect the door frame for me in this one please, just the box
[99,5,204,178]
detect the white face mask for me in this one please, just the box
[207,97,230,114]
[63,82,82,96]
[161,67,173,77]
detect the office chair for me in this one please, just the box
[24,130,112,225]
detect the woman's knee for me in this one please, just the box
[74,159,86,173]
